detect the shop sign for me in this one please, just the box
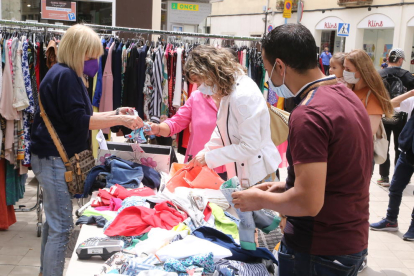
[315,17,344,30]
[41,0,76,21]
[357,13,394,29]
[168,1,211,25]
[171,3,199,11]
[283,0,292,19]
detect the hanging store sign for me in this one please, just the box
[172,3,199,11]
[41,0,76,21]
[168,1,212,25]
[315,17,344,30]
[357,13,394,29]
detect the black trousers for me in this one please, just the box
[379,116,407,178]
[323,65,330,76]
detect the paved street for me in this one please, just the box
[0,145,413,275]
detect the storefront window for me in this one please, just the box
[21,0,41,21]
[77,1,112,26]
[363,29,394,69]
[321,30,345,54]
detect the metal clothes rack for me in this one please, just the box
[0,19,262,42]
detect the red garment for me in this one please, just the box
[91,189,114,207]
[203,203,212,222]
[0,159,16,230]
[35,42,41,91]
[104,201,187,237]
[109,184,155,200]
[95,197,123,212]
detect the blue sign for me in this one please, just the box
[68,13,76,21]
[337,23,350,37]
[268,25,273,32]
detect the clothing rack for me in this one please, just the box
[0,19,262,42]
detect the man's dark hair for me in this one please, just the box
[262,24,318,74]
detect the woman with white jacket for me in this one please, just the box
[188,45,281,188]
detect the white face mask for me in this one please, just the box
[198,84,215,96]
[343,70,360,84]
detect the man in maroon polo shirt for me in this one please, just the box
[232,24,372,276]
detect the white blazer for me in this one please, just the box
[202,74,281,188]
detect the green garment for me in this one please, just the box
[210,202,239,241]
[82,207,117,221]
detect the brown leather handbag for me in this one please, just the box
[38,96,95,195]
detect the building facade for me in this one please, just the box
[2,0,161,31]
[208,0,414,71]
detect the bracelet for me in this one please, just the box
[115,108,120,115]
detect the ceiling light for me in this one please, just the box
[27,4,31,7]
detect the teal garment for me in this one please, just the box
[5,160,26,206]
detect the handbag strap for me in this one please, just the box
[365,90,371,108]
[38,94,71,169]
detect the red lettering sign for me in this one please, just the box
[368,20,384,28]
[324,22,338,29]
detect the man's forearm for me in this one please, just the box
[259,187,322,217]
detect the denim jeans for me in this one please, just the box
[278,242,367,276]
[386,153,414,222]
[31,154,73,276]
[105,158,144,188]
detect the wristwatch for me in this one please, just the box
[115,108,120,115]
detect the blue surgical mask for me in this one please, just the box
[198,84,215,96]
[268,62,295,98]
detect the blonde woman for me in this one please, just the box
[30,25,142,276]
[189,45,281,187]
[343,50,393,135]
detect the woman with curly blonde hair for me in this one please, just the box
[188,45,281,187]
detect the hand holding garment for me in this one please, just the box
[104,201,187,237]
[221,177,280,250]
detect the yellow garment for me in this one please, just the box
[277,97,285,110]
[210,202,239,241]
[173,223,191,235]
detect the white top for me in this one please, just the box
[396,97,414,120]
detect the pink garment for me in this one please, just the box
[95,197,123,212]
[277,141,288,169]
[164,91,225,173]
[99,42,115,134]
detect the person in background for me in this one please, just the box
[381,57,388,69]
[370,89,414,241]
[320,47,332,76]
[344,50,393,136]
[377,48,414,187]
[329,52,346,84]
[189,45,281,187]
[231,24,372,276]
[31,25,143,276]
[145,90,227,180]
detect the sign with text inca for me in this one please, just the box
[168,1,212,25]
[41,0,76,21]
